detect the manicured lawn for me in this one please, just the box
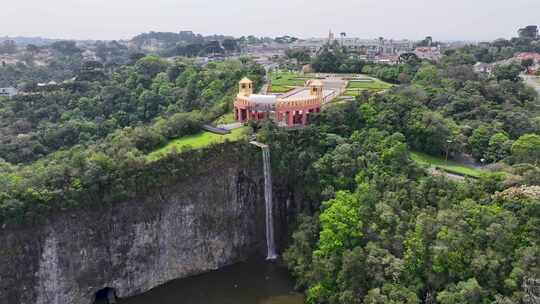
[147,127,247,161]
[411,151,483,178]
[270,72,306,92]
[270,85,295,93]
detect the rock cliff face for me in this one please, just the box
[0,144,273,304]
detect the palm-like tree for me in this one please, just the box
[340,32,347,46]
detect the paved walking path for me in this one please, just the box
[427,167,466,181]
[217,122,243,131]
[259,84,269,95]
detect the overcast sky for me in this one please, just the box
[2,0,539,41]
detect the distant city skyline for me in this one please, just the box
[2,0,539,41]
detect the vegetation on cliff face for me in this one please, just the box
[272,37,540,303]
[0,141,256,225]
[282,126,539,303]
[1,27,540,303]
[250,92,539,304]
[146,127,248,161]
[0,57,263,224]
[268,122,539,303]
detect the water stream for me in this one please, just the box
[261,145,277,260]
[99,142,287,304]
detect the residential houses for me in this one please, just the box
[475,52,540,76]
[515,52,540,74]
[0,87,18,98]
[414,46,443,61]
[474,62,493,75]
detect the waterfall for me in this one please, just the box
[251,141,278,260]
[262,145,277,260]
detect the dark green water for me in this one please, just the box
[117,260,304,304]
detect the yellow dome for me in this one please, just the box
[239,77,253,84]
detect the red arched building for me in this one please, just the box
[233,78,323,127]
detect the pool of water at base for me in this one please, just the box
[117,259,304,304]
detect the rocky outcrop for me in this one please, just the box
[0,144,271,304]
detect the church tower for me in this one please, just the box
[328,30,335,43]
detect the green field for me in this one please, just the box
[270,85,295,93]
[147,127,247,161]
[411,151,483,178]
[344,90,364,96]
[270,72,306,93]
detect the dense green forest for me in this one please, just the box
[0,31,249,88]
[309,36,540,167]
[0,40,139,87]
[278,125,539,303]
[252,33,540,303]
[0,56,264,223]
[0,56,264,163]
[258,76,539,303]
[359,60,539,164]
[1,30,539,303]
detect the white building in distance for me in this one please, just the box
[0,87,18,98]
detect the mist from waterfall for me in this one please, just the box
[261,145,277,260]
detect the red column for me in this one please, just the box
[301,111,307,125]
[287,111,294,126]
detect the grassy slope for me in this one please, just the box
[345,78,393,95]
[270,85,294,93]
[347,78,392,90]
[411,151,483,178]
[147,127,247,161]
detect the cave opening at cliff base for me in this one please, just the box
[93,287,117,304]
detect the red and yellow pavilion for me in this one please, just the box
[233,78,325,127]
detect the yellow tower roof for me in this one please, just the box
[240,77,253,84]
